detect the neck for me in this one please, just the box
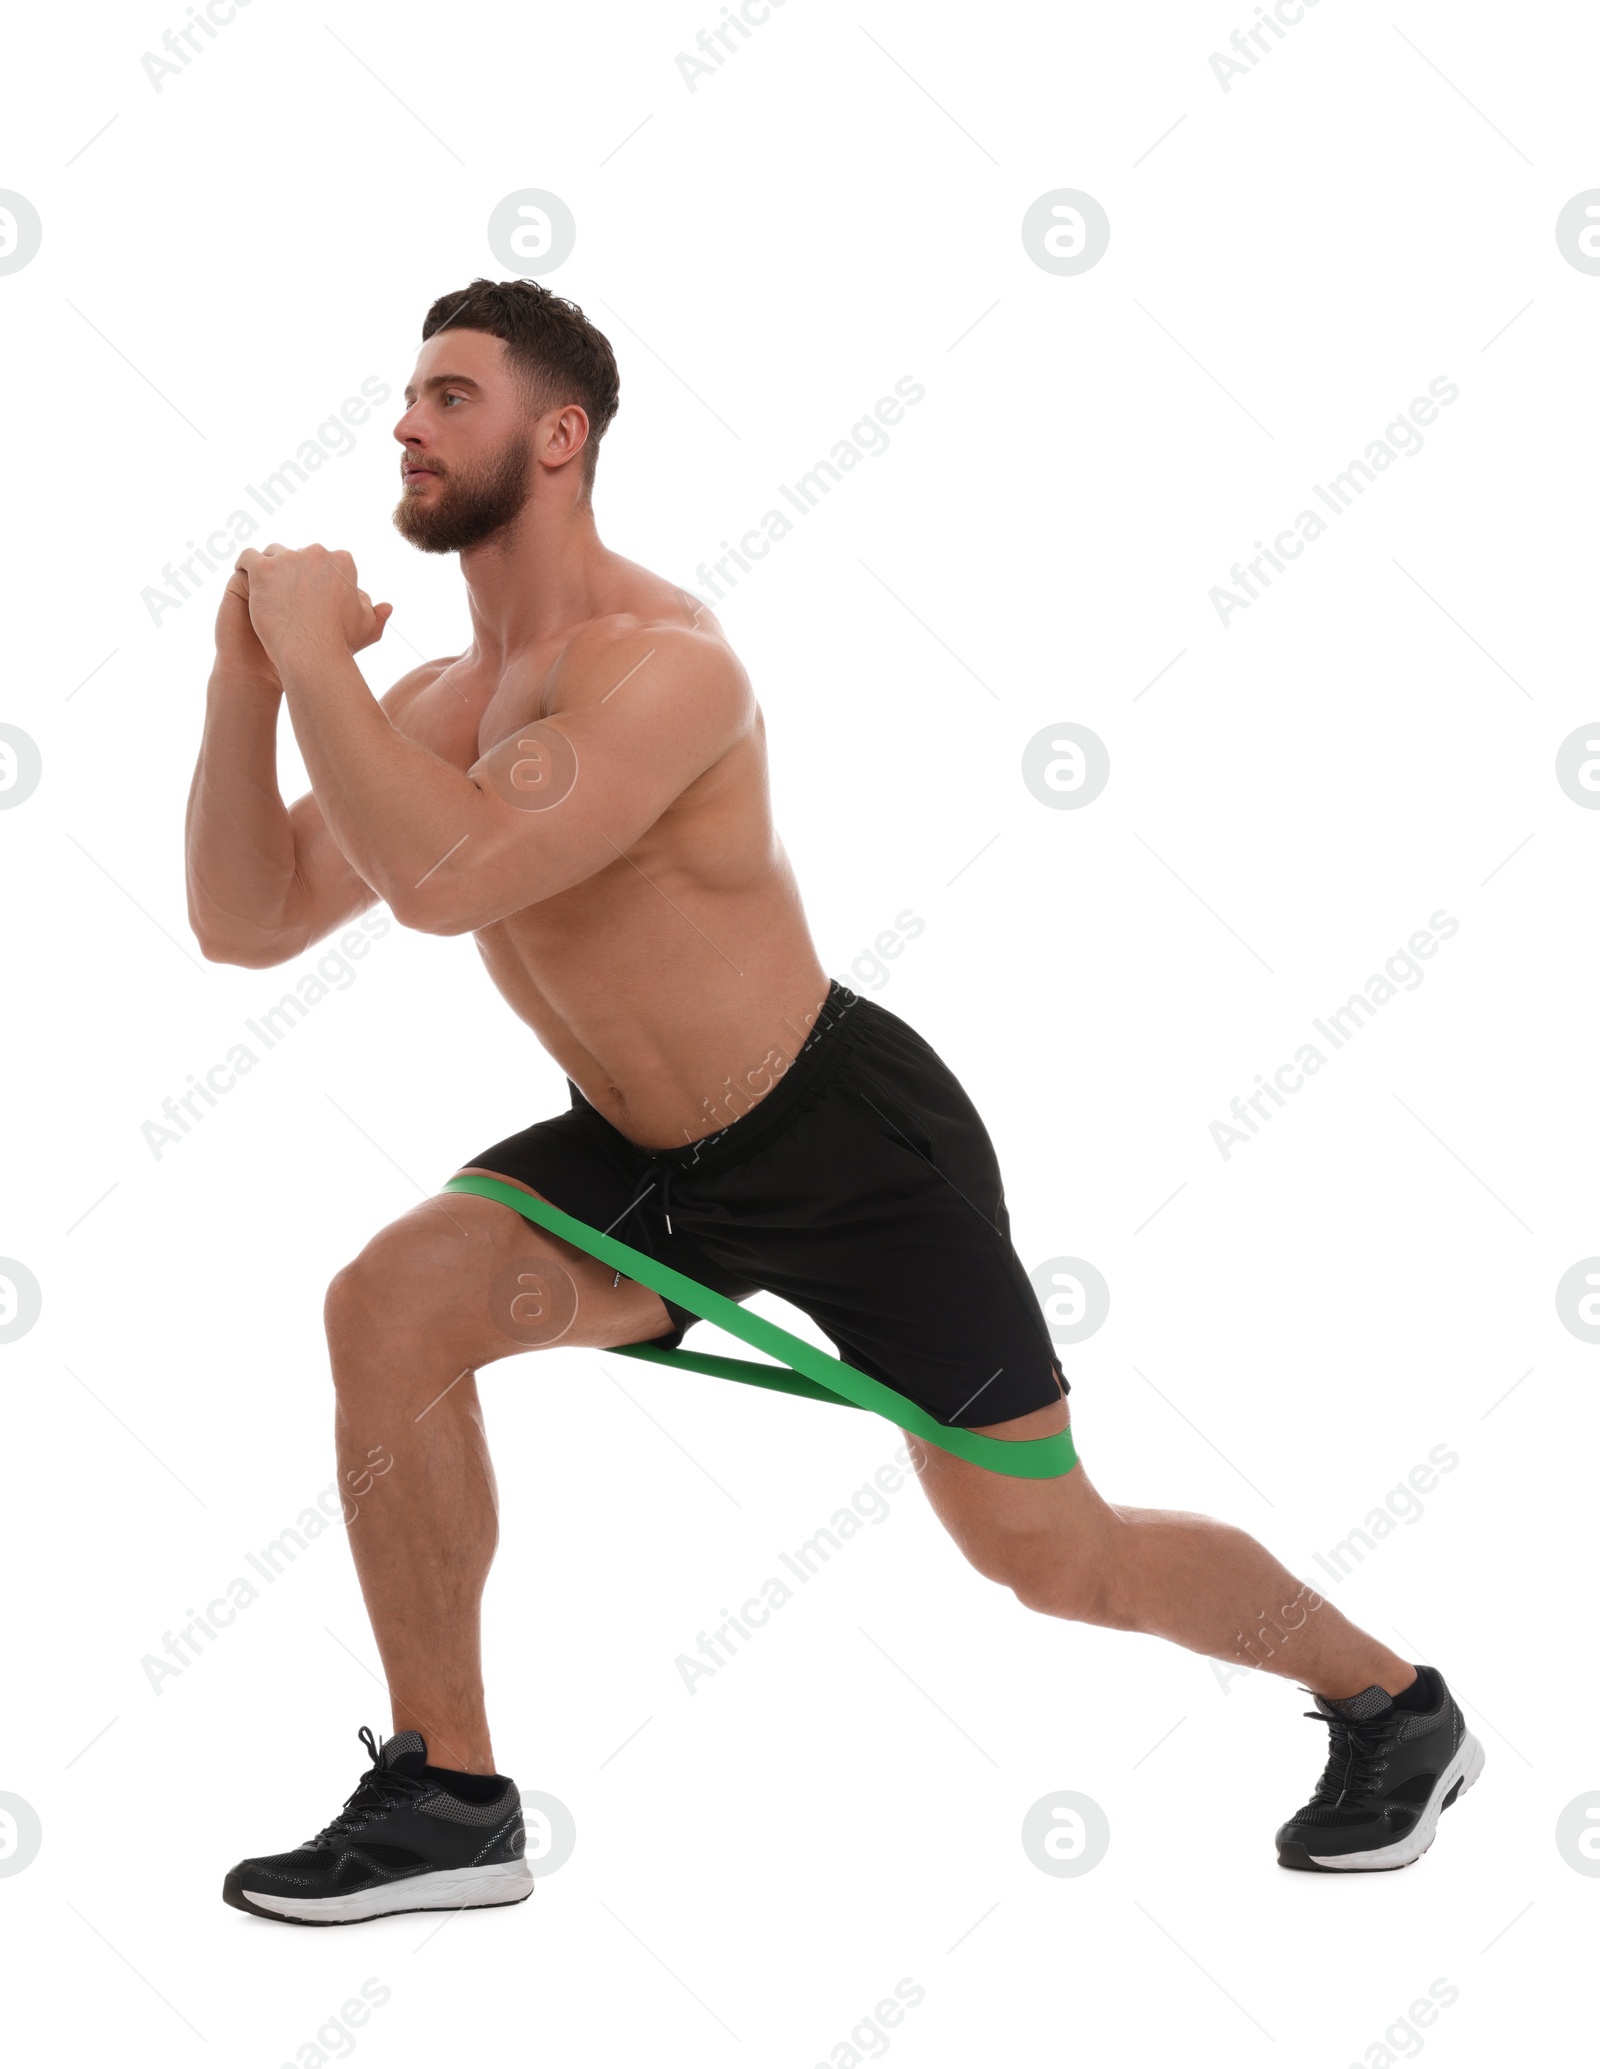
[457,487,611,665]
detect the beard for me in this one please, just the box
[392,431,533,554]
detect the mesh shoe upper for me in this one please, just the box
[1275,1667,1464,1858]
[227,1726,525,1903]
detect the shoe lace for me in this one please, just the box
[302,1724,429,1849]
[1302,1708,1405,1806]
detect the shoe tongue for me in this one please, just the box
[378,1729,428,1775]
[1314,1683,1395,1722]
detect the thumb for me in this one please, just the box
[375,602,394,630]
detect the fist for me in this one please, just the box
[233,543,393,663]
[214,567,281,685]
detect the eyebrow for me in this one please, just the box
[401,373,484,404]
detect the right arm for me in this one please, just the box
[184,572,429,966]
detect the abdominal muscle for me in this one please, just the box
[471,817,833,1152]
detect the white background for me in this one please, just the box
[3,0,1596,2061]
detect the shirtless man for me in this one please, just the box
[187,278,1480,1925]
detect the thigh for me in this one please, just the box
[903,1395,1085,1537]
[459,1096,763,1352]
[336,1186,674,1372]
[803,1191,1068,1430]
[689,1030,1069,1429]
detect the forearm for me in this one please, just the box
[185,667,312,961]
[275,639,495,926]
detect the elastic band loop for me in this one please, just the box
[444,1172,1077,1480]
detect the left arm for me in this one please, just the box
[240,545,752,933]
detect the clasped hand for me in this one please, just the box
[231,542,393,670]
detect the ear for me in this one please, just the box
[539,402,591,472]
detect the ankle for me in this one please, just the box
[391,1709,496,1776]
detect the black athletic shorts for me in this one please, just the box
[457,981,1067,1429]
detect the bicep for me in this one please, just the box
[434,642,750,928]
[468,709,689,863]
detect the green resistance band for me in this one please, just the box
[444,1172,1078,1480]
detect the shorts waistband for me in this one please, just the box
[574,980,870,1179]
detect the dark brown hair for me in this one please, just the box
[421,277,620,493]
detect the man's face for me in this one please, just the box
[391,329,536,554]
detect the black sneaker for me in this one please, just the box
[1275,1665,1484,1872]
[223,1726,533,1925]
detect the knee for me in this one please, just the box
[324,1224,447,1361]
[324,1249,382,1347]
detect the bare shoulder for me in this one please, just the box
[544,611,753,728]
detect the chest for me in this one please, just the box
[410,651,565,772]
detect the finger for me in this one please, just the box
[375,602,394,627]
[331,549,357,575]
[234,548,264,574]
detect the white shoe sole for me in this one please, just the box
[1308,1730,1485,1871]
[242,1857,534,1924]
